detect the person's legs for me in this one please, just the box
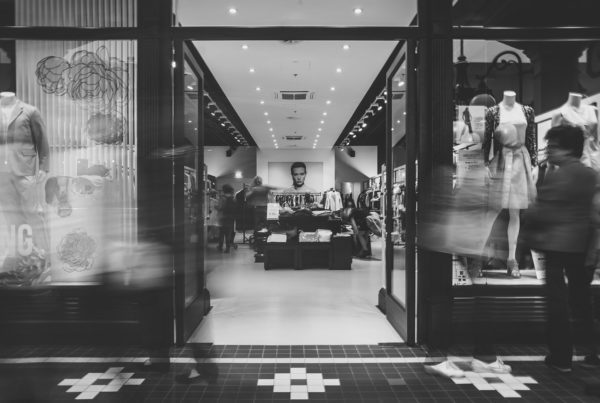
[506,209,520,277]
[565,253,597,359]
[217,226,225,251]
[224,222,233,252]
[544,251,572,367]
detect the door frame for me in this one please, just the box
[173,40,209,345]
[384,40,418,345]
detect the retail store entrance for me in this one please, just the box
[173,37,416,346]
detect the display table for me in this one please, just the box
[264,236,352,270]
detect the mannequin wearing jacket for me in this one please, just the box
[0,91,50,256]
[483,91,538,278]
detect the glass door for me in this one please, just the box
[174,41,209,345]
[385,41,417,345]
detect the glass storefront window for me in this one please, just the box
[451,39,600,287]
[0,39,137,286]
[10,0,137,27]
[174,0,417,27]
[390,58,407,304]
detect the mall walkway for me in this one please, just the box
[0,343,598,401]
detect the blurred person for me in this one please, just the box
[524,124,599,372]
[420,163,512,378]
[103,237,172,372]
[216,184,236,253]
[342,200,371,258]
[245,176,275,231]
[283,161,317,193]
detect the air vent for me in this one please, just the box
[286,116,300,120]
[274,91,315,101]
[284,135,304,141]
[392,91,405,100]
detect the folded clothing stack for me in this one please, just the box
[299,231,319,243]
[267,233,287,243]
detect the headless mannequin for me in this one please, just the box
[0,91,17,119]
[486,91,537,277]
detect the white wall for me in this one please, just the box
[335,146,378,196]
[257,149,335,190]
[205,146,257,178]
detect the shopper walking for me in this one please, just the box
[216,184,236,253]
[524,124,599,372]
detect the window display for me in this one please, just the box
[0,40,137,287]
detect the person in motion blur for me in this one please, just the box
[245,176,275,231]
[216,184,236,253]
[524,124,599,372]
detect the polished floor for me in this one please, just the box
[190,237,403,345]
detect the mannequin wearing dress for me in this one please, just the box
[483,90,538,278]
[551,92,599,171]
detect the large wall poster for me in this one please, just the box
[268,162,324,193]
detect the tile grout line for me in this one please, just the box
[0,355,586,365]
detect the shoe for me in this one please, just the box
[139,359,170,373]
[581,355,600,369]
[545,356,572,373]
[507,259,521,278]
[471,358,512,374]
[424,360,465,378]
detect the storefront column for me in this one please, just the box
[137,0,175,345]
[416,0,454,348]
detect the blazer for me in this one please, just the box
[0,100,50,176]
[525,158,597,253]
[483,104,538,167]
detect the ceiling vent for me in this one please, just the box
[392,91,405,100]
[284,135,304,141]
[275,91,314,101]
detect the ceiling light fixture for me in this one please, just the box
[318,128,322,131]
[323,112,327,116]
[241,44,248,50]
[336,67,342,73]
[321,120,325,124]
[316,134,320,138]
[186,85,193,90]
[326,100,331,105]
[264,112,268,116]
[228,7,237,14]
[354,7,362,15]
[260,100,264,104]
[267,120,271,124]
[256,86,261,91]
[249,68,255,73]
[398,80,405,87]
[269,128,273,131]
[343,44,350,50]
[271,134,275,137]
[330,86,335,91]
[377,105,383,111]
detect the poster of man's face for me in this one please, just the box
[268,161,323,193]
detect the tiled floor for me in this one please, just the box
[1,343,599,402]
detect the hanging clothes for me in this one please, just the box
[323,189,343,211]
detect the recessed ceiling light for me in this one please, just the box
[377,105,383,111]
[271,134,275,137]
[323,112,327,116]
[260,100,264,104]
[264,112,268,116]
[249,68,255,73]
[241,44,248,50]
[362,123,367,128]
[256,86,261,91]
[358,128,363,132]
[403,112,407,115]
[354,7,362,15]
[187,85,193,90]
[391,128,395,131]
[316,134,320,138]
[269,128,273,131]
[383,91,387,95]
[336,67,342,73]
[326,100,331,105]
[330,86,335,91]
[188,120,192,123]
[321,120,325,124]
[221,123,225,127]
[318,128,322,131]
[343,44,350,50]
[228,7,237,14]
[267,120,271,124]
[398,81,405,87]
[397,120,401,124]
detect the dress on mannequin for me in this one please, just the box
[483,91,537,277]
[551,92,599,171]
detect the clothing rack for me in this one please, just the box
[272,192,322,209]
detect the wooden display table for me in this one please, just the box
[263,236,352,270]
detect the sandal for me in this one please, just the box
[507,259,521,278]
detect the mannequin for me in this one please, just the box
[0,91,50,256]
[483,90,538,278]
[551,92,599,171]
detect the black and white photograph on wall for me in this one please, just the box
[268,161,323,193]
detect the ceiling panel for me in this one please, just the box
[176,0,416,27]
[194,40,398,149]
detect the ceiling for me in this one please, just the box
[175,0,416,150]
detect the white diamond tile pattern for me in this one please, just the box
[257,367,341,400]
[452,371,538,398]
[58,367,144,400]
